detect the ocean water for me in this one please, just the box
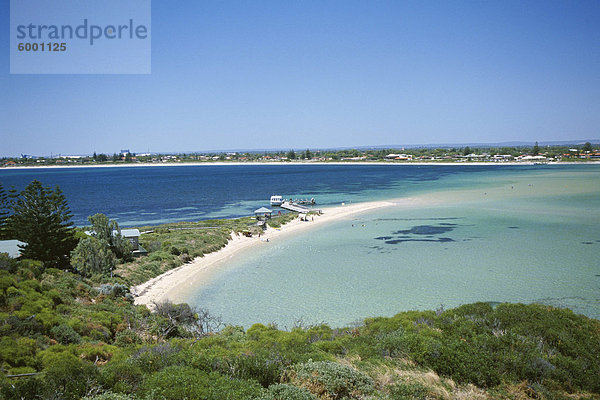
[1,164,599,325]
[182,165,600,327]
[0,164,553,226]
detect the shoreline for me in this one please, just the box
[131,167,600,308]
[3,161,600,171]
[132,198,411,307]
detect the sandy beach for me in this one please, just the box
[130,165,600,308]
[132,198,412,307]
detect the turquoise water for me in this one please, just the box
[2,164,598,325]
[185,166,600,327]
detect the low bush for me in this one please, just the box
[264,383,317,400]
[140,365,265,400]
[50,323,81,344]
[286,360,375,399]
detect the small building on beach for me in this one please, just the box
[254,207,273,221]
[118,229,141,250]
[118,229,148,257]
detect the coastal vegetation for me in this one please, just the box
[0,258,599,399]
[116,213,296,286]
[1,179,599,399]
[1,177,297,287]
[3,143,599,167]
[2,180,77,268]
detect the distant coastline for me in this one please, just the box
[3,160,600,170]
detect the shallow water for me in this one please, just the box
[185,166,600,327]
[2,164,599,325]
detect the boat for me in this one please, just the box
[270,195,283,206]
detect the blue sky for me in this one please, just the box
[1,0,599,156]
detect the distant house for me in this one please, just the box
[519,155,548,162]
[386,153,413,160]
[0,240,26,258]
[117,229,140,249]
[114,229,148,257]
[85,229,148,257]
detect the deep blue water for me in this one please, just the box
[2,164,599,323]
[0,164,590,227]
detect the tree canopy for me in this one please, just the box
[71,236,116,278]
[9,180,77,268]
[0,183,12,240]
[87,213,132,261]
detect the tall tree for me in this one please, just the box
[71,237,116,278]
[532,141,540,156]
[583,142,593,153]
[87,213,132,261]
[0,183,12,240]
[9,180,77,268]
[287,150,296,160]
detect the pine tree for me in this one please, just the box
[533,141,540,156]
[0,183,11,240]
[9,180,77,268]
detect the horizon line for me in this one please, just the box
[4,139,599,159]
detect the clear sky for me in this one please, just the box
[1,0,599,157]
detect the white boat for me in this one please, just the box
[270,195,283,206]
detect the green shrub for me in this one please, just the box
[287,360,374,399]
[0,336,38,370]
[226,350,286,387]
[99,358,144,394]
[40,350,99,399]
[130,343,181,373]
[377,328,406,358]
[141,366,265,400]
[266,383,317,400]
[115,329,141,346]
[97,283,130,298]
[387,381,430,399]
[50,323,82,344]
[0,375,47,400]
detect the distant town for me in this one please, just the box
[2,142,599,167]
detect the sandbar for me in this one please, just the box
[131,199,415,307]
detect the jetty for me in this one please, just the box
[280,201,321,214]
